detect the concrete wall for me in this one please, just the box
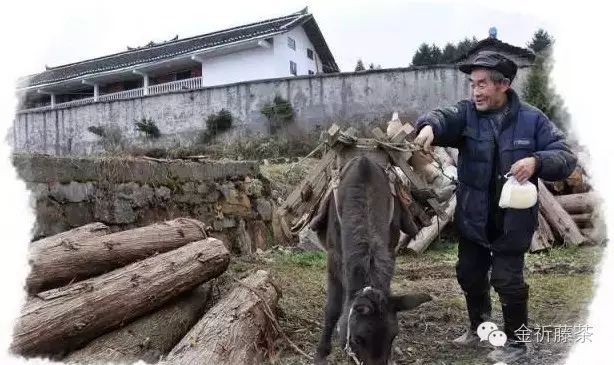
[10,65,530,155]
[14,154,275,254]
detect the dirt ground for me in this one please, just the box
[251,161,604,364]
[218,240,603,365]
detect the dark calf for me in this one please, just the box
[310,156,431,365]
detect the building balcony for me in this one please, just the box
[17,76,204,113]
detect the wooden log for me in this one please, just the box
[445,147,459,166]
[278,124,343,237]
[433,147,455,169]
[390,123,415,143]
[386,112,403,138]
[409,150,440,183]
[26,218,210,293]
[554,192,599,214]
[566,167,589,194]
[530,213,554,252]
[571,213,593,228]
[538,212,555,243]
[161,270,280,365]
[581,208,609,244]
[406,196,456,254]
[11,238,230,357]
[30,222,110,246]
[371,127,445,218]
[63,284,213,364]
[530,232,550,252]
[537,180,588,246]
[543,181,566,195]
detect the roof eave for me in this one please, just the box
[18,32,284,91]
[295,16,339,73]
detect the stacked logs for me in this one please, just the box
[280,113,605,256]
[12,218,281,365]
[278,113,459,254]
[532,171,606,252]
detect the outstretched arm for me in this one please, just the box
[414,101,469,149]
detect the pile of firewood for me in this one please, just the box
[532,156,607,252]
[277,113,459,254]
[12,218,281,365]
[278,114,606,255]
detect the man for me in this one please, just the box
[413,51,576,363]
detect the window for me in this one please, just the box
[308,70,315,75]
[290,61,297,76]
[287,37,296,50]
[307,48,314,60]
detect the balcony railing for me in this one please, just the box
[147,76,202,94]
[58,96,96,107]
[98,88,144,102]
[18,76,204,113]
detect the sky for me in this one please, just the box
[19,0,555,76]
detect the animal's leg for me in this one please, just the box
[315,271,343,364]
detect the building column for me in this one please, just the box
[133,70,149,95]
[143,74,149,95]
[190,55,205,81]
[82,79,100,101]
[93,84,99,101]
[37,89,56,108]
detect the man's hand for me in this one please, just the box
[414,125,434,151]
[510,157,537,183]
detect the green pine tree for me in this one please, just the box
[527,29,553,53]
[441,43,457,64]
[412,43,432,66]
[355,59,365,71]
[522,30,569,132]
[430,44,442,64]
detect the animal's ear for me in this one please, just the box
[390,293,432,312]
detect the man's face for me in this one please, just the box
[469,68,510,111]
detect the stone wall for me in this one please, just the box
[11,65,531,155]
[14,154,276,254]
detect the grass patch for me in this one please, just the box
[261,159,317,186]
[528,273,595,324]
[273,250,327,269]
[419,239,459,264]
[525,244,603,272]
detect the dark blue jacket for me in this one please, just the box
[415,89,576,253]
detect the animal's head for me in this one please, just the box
[340,287,431,365]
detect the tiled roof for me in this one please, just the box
[20,8,339,88]
[454,37,536,63]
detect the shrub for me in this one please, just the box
[87,126,105,137]
[87,125,124,152]
[260,95,294,133]
[206,109,233,135]
[134,117,161,139]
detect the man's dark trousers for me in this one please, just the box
[456,235,529,343]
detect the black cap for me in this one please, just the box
[458,50,518,82]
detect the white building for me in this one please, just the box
[16,8,339,112]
